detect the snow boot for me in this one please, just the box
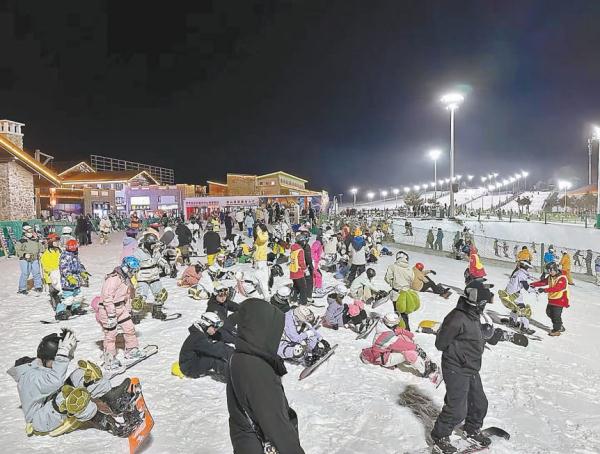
[17,290,28,295]
[548,330,561,337]
[70,306,86,316]
[102,352,123,372]
[89,410,132,437]
[560,325,566,333]
[151,304,167,320]
[432,436,457,453]
[131,311,142,325]
[464,429,492,447]
[124,347,146,361]
[100,378,135,414]
[55,310,71,321]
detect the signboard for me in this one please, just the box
[131,196,150,206]
[184,196,259,208]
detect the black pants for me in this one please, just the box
[422,277,445,295]
[226,226,232,238]
[342,308,367,325]
[400,312,411,331]
[237,221,243,231]
[181,356,228,379]
[546,304,563,331]
[431,366,488,439]
[293,277,308,305]
[305,271,313,301]
[347,264,365,284]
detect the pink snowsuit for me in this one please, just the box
[178,265,201,287]
[311,240,323,289]
[98,269,138,355]
[361,326,419,366]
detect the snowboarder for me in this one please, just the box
[15,224,43,295]
[573,250,582,268]
[430,279,494,453]
[411,262,451,298]
[58,240,89,320]
[177,263,204,288]
[206,281,240,343]
[172,312,234,380]
[426,228,435,249]
[203,223,222,266]
[322,285,374,334]
[96,256,145,371]
[504,260,535,332]
[226,298,305,454]
[434,228,444,250]
[278,306,330,367]
[531,262,570,336]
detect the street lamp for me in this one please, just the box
[380,190,388,202]
[522,171,529,191]
[441,92,465,218]
[429,148,442,200]
[592,126,600,218]
[392,188,399,207]
[350,187,358,206]
[558,180,572,214]
[367,191,375,203]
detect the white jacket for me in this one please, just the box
[385,257,413,291]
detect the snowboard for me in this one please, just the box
[371,291,391,309]
[355,314,382,340]
[485,310,543,341]
[312,285,334,299]
[447,426,510,454]
[40,311,88,324]
[126,377,154,454]
[105,345,159,379]
[299,344,338,380]
[159,230,175,246]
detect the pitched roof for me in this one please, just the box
[58,161,95,176]
[61,170,158,184]
[0,134,61,185]
[257,171,308,183]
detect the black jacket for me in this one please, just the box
[225,215,233,229]
[175,223,193,246]
[179,324,234,378]
[303,243,313,273]
[204,231,222,255]
[227,298,304,454]
[435,298,485,374]
[207,296,240,344]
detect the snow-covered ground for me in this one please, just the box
[2,230,600,454]
[501,192,552,213]
[435,188,488,209]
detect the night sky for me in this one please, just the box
[1,1,600,198]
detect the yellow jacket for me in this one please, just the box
[40,249,61,284]
[253,229,269,261]
[517,249,532,262]
[559,253,571,271]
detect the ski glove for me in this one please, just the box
[105,314,117,330]
[57,330,78,359]
[66,275,79,286]
[430,270,437,275]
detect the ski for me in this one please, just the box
[126,377,154,454]
[299,344,338,380]
[355,315,382,340]
[105,345,159,379]
[40,311,87,324]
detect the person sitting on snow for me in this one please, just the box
[172,312,234,381]
[360,313,441,385]
[8,329,136,438]
[278,306,330,366]
[177,263,205,288]
[349,268,385,304]
[411,262,451,298]
[205,281,240,344]
[322,284,375,334]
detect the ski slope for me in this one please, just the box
[1,231,599,454]
[502,191,552,213]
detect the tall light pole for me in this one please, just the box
[392,188,399,207]
[367,191,375,203]
[589,139,593,186]
[428,148,441,201]
[522,171,529,191]
[593,126,600,218]
[558,180,572,214]
[350,187,358,206]
[441,92,465,218]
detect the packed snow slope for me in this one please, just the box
[1,231,599,454]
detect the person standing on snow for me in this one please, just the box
[289,232,309,305]
[430,279,494,453]
[347,229,367,284]
[58,240,89,320]
[99,216,112,245]
[425,228,435,249]
[15,224,43,295]
[531,262,570,336]
[253,222,271,299]
[559,251,574,285]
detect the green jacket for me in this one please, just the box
[14,237,43,260]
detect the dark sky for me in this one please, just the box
[1,0,600,198]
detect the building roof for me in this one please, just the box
[61,170,159,185]
[227,173,256,178]
[568,184,598,196]
[207,180,228,186]
[58,161,95,176]
[257,171,308,183]
[0,134,61,185]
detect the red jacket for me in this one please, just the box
[289,243,307,280]
[469,247,486,278]
[531,273,570,308]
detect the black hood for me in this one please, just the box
[235,298,287,376]
[456,297,482,318]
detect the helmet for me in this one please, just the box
[61,226,73,235]
[205,223,213,231]
[293,306,316,325]
[65,239,79,252]
[366,268,376,279]
[415,262,425,271]
[213,281,229,296]
[295,232,308,245]
[464,279,495,308]
[545,262,559,274]
[396,250,409,262]
[518,260,532,270]
[37,329,73,361]
[47,233,59,243]
[121,256,140,273]
[141,233,158,252]
[195,312,223,331]
[271,264,284,278]
[383,313,400,329]
[125,228,137,238]
[335,284,348,295]
[276,286,292,301]
[22,224,33,232]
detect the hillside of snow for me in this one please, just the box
[1,230,599,454]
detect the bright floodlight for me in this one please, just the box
[522,171,529,178]
[422,184,428,189]
[488,184,495,191]
[502,179,509,185]
[441,92,465,109]
[438,179,444,185]
[493,172,498,178]
[350,187,358,194]
[367,191,375,199]
[445,178,450,183]
[429,149,442,161]
[403,187,410,193]
[430,182,436,187]
[593,125,600,138]
[414,185,420,191]
[467,175,474,181]
[558,180,572,190]
[495,183,502,189]
[515,174,522,180]
[509,177,516,183]
[392,188,399,195]
[381,190,388,197]
[481,176,487,182]
[456,175,462,180]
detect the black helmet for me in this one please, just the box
[141,233,158,252]
[366,268,376,279]
[271,264,284,278]
[518,260,533,270]
[545,262,559,274]
[464,279,494,309]
[396,250,409,262]
[37,329,70,361]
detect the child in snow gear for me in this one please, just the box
[96,256,144,371]
[57,240,88,320]
[430,279,494,453]
[503,260,535,333]
[16,225,43,295]
[278,306,330,367]
[289,232,309,305]
[133,232,171,322]
[531,262,570,336]
[347,230,367,284]
[465,245,486,284]
[174,312,234,380]
[177,263,204,287]
[323,285,373,334]
[360,313,441,385]
[40,234,63,309]
[8,329,135,438]
[411,262,451,298]
[59,226,76,250]
[227,298,305,454]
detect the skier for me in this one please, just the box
[573,250,582,268]
[289,232,309,305]
[40,234,63,310]
[278,306,330,366]
[58,240,89,320]
[322,285,374,334]
[172,312,234,380]
[203,223,222,266]
[99,216,112,245]
[59,226,75,249]
[559,251,574,285]
[234,209,245,232]
[96,256,144,371]
[120,228,138,260]
[206,281,240,343]
[411,262,451,298]
[227,298,305,454]
[360,313,441,384]
[253,222,271,299]
[244,211,255,237]
[15,224,43,295]
[132,232,170,322]
[504,260,535,333]
[224,211,234,238]
[385,250,413,304]
[8,329,134,437]
[348,267,381,303]
[531,262,570,336]
[434,228,444,250]
[430,279,494,453]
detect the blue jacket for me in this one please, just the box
[543,251,557,265]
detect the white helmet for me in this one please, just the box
[335,284,348,295]
[276,286,292,299]
[383,312,400,329]
[293,306,316,325]
[195,312,223,331]
[62,226,73,235]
